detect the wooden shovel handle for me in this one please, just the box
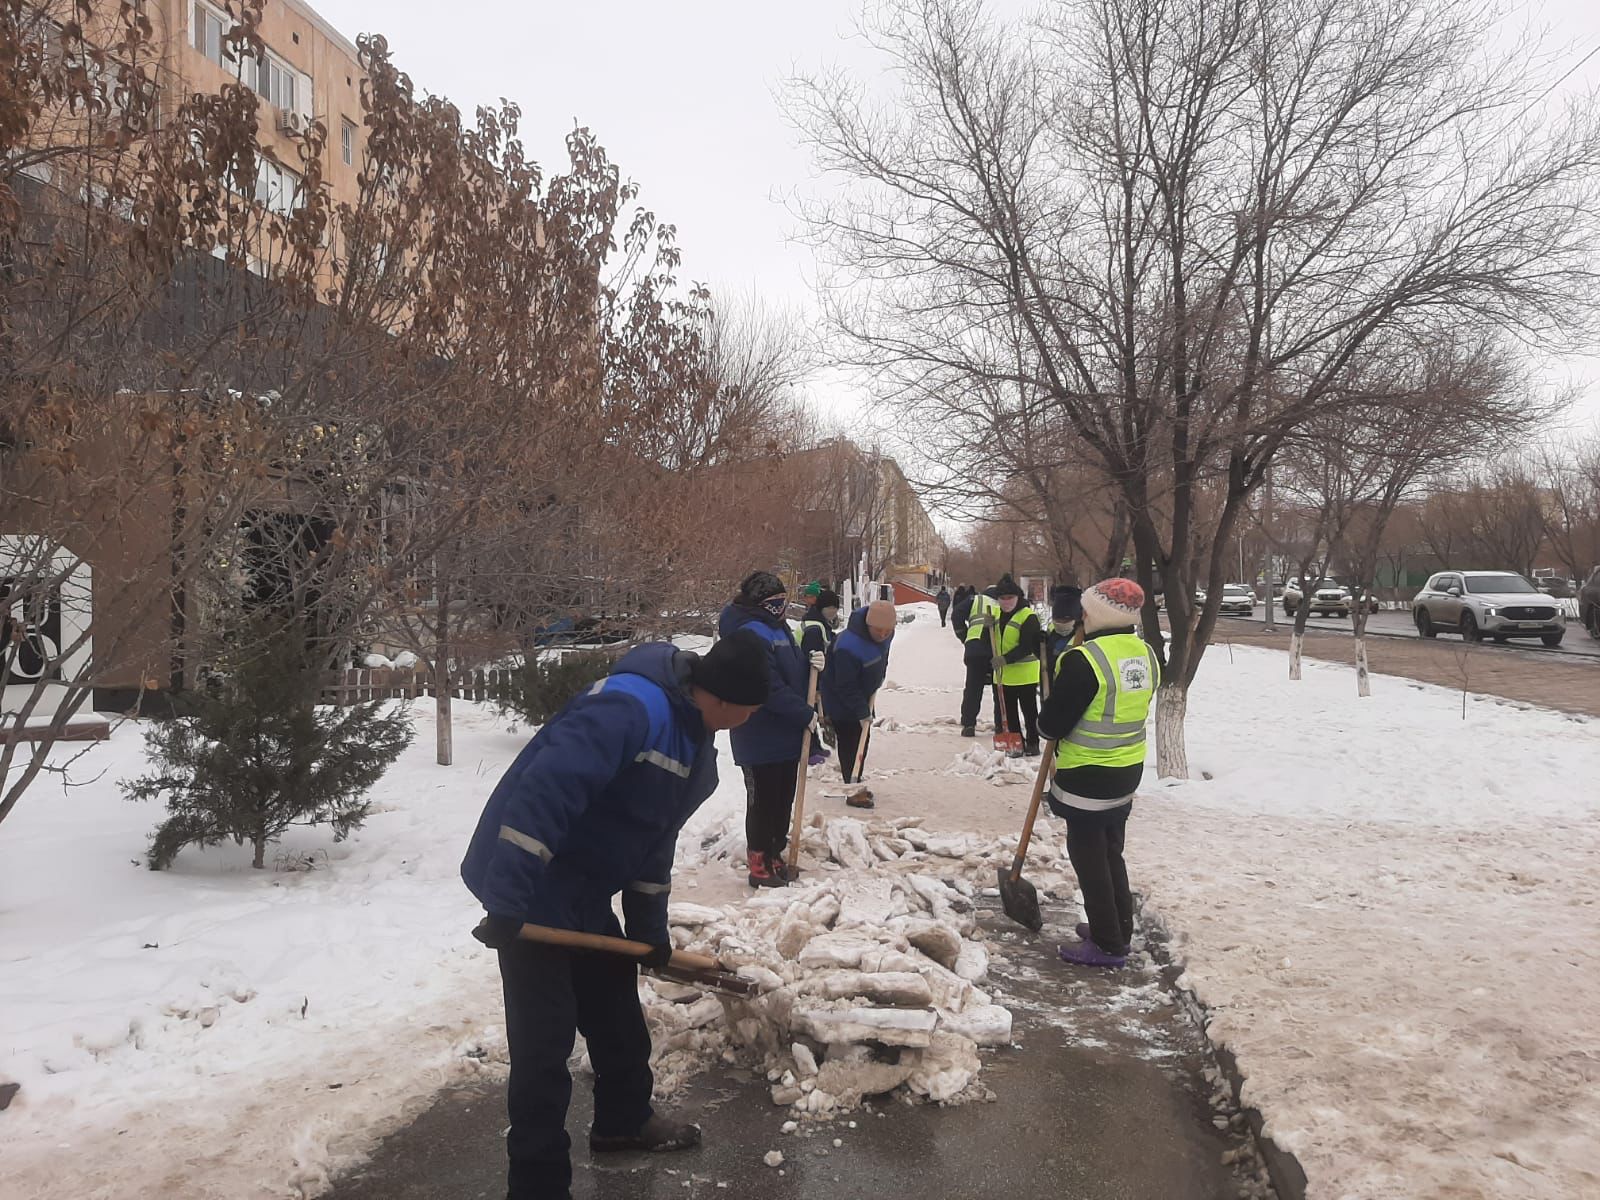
[1008,741,1057,882]
[786,664,822,874]
[517,922,720,973]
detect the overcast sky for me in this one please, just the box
[312,0,1600,431]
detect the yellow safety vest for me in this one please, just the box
[792,619,831,649]
[965,594,1001,643]
[996,608,1041,686]
[1054,632,1161,774]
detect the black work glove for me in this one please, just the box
[639,942,673,969]
[471,914,523,950]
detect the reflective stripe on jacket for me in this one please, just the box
[1053,632,1161,785]
[997,607,1041,686]
[964,593,1001,643]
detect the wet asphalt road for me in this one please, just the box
[327,911,1270,1200]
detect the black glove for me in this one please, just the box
[639,942,673,969]
[471,914,523,950]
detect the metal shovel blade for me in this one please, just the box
[651,964,760,998]
[997,864,1043,932]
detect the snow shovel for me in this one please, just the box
[997,741,1057,932]
[508,922,760,998]
[987,617,1024,755]
[785,664,822,877]
[844,708,874,808]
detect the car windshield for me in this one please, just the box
[1464,574,1536,594]
[1224,586,1249,595]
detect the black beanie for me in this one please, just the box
[737,570,786,605]
[1052,585,1083,622]
[689,631,770,706]
[816,587,841,609]
[995,574,1024,599]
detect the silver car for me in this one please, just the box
[1411,571,1564,647]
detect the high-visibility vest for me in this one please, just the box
[996,608,1041,686]
[964,594,1001,644]
[1054,632,1161,776]
[792,619,832,650]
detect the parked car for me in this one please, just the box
[1219,583,1256,615]
[1283,577,1352,617]
[1411,571,1564,646]
[1579,566,1600,641]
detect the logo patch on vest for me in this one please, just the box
[1118,656,1151,692]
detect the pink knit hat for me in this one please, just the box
[1081,578,1145,632]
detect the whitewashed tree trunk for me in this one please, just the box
[1153,684,1189,779]
[434,627,454,767]
[1355,633,1371,697]
[1289,631,1304,680]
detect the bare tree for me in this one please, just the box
[1536,428,1600,589]
[788,0,1600,775]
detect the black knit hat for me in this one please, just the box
[995,574,1024,599]
[1052,585,1083,622]
[816,587,841,609]
[689,631,770,706]
[737,570,786,605]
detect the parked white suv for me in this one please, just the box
[1411,571,1564,646]
[1283,577,1352,617]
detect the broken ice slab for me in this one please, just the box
[798,971,934,1008]
[794,1006,939,1048]
[668,902,728,927]
[899,917,963,969]
[938,1004,1013,1047]
[797,930,910,971]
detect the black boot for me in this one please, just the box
[960,725,976,738]
[1024,739,1041,757]
[590,1113,702,1154]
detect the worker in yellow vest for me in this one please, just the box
[993,576,1043,756]
[958,585,1003,736]
[1038,578,1160,969]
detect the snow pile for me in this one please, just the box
[944,745,1036,785]
[629,811,1022,1120]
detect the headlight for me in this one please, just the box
[1484,606,1497,617]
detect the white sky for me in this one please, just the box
[311,0,1600,433]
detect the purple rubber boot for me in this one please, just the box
[1058,937,1127,969]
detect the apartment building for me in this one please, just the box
[167,0,368,214]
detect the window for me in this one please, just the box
[256,51,297,111]
[192,1,231,69]
[255,157,302,216]
[341,119,355,166]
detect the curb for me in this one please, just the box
[1141,911,1310,1200]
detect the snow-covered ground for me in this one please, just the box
[3,603,1598,1199]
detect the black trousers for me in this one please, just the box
[498,937,654,1199]
[836,718,871,783]
[959,659,1003,729]
[1062,801,1135,955]
[743,761,799,858]
[1002,681,1040,744]
[938,605,950,626]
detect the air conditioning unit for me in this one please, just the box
[277,109,305,135]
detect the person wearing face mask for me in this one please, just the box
[718,571,820,887]
[994,575,1043,756]
[1047,585,1085,666]
[794,586,842,658]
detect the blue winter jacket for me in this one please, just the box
[820,607,892,722]
[459,643,715,945]
[717,601,813,766]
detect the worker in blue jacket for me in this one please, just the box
[820,600,896,805]
[461,635,769,1200]
[718,570,820,888]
